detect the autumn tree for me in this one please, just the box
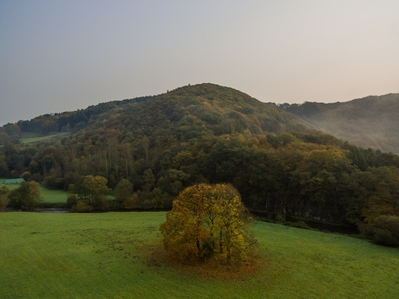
[0,158,9,177]
[361,166,399,222]
[160,183,257,264]
[114,179,133,203]
[0,186,10,210]
[7,181,41,210]
[69,175,110,211]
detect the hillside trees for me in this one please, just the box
[160,184,257,264]
[0,156,9,177]
[361,166,399,222]
[284,93,399,153]
[4,142,23,176]
[294,148,353,222]
[114,178,132,202]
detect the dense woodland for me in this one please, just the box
[1,83,399,244]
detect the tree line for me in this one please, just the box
[2,130,399,226]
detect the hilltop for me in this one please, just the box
[0,83,305,143]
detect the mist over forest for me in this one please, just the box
[283,93,399,154]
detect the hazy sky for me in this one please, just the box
[1,1,398,125]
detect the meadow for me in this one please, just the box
[19,132,71,145]
[0,212,398,298]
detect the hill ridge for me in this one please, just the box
[283,93,399,153]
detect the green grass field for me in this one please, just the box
[0,212,398,298]
[39,187,68,203]
[0,179,21,191]
[19,132,71,144]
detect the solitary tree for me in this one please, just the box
[160,183,257,264]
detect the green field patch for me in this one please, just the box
[40,187,68,203]
[0,212,398,298]
[0,178,23,191]
[19,132,71,144]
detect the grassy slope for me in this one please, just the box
[1,212,398,298]
[19,132,71,144]
[0,179,21,191]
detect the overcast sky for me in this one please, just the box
[1,1,398,125]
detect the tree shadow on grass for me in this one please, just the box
[143,243,264,281]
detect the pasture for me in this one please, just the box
[0,212,398,298]
[39,187,68,203]
[19,132,71,145]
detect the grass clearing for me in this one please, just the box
[0,212,398,298]
[0,179,21,191]
[19,132,71,144]
[39,187,68,203]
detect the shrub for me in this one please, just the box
[373,229,397,246]
[75,201,92,212]
[359,215,399,246]
[0,186,9,210]
[372,215,399,246]
[7,181,41,210]
[123,194,140,210]
[66,195,78,208]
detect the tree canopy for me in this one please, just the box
[7,181,41,210]
[160,183,257,264]
[68,175,110,211]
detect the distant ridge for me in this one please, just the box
[283,93,399,153]
[1,83,399,153]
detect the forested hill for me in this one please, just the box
[283,93,399,153]
[0,83,306,143]
[83,83,309,141]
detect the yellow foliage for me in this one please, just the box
[123,194,140,209]
[362,182,396,222]
[160,183,257,264]
[75,200,92,212]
